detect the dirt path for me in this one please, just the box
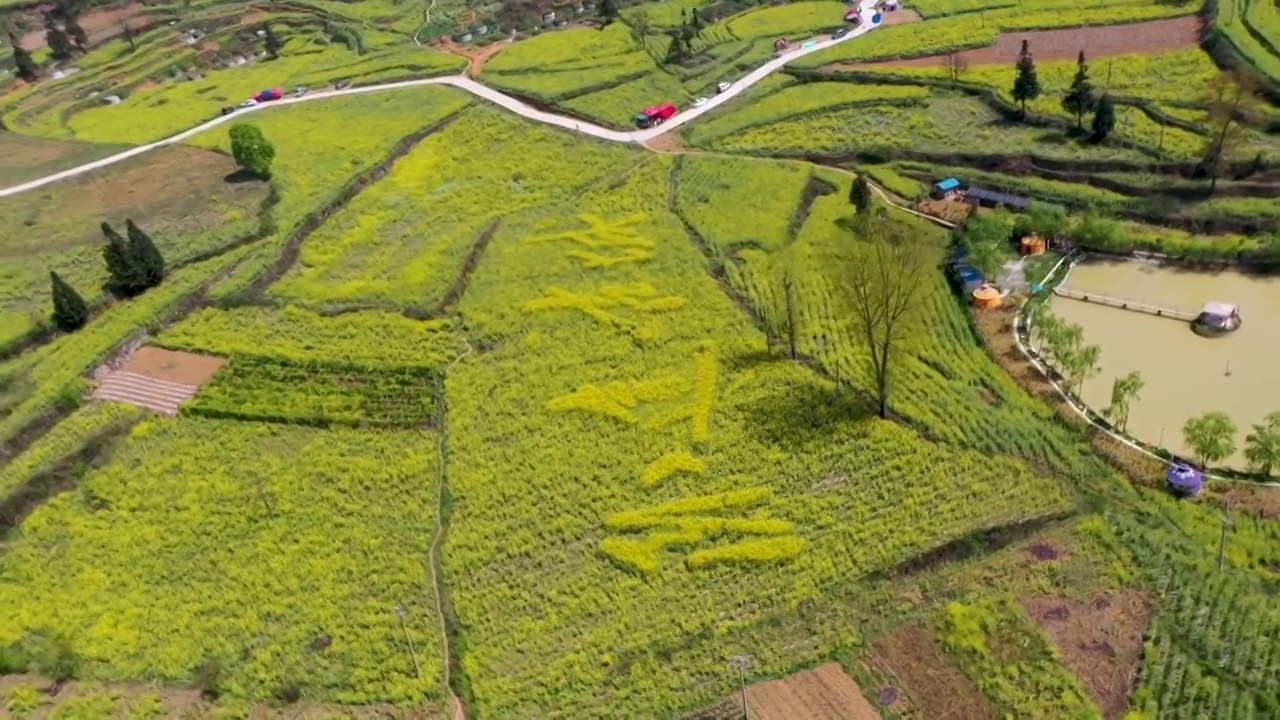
[834,15,1202,70]
[435,37,511,78]
[430,341,474,720]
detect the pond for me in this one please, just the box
[1048,256,1280,468]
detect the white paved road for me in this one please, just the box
[0,0,882,197]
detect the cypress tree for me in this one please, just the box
[1092,94,1116,141]
[101,221,144,297]
[263,23,282,59]
[50,271,88,332]
[849,174,873,214]
[1061,50,1097,130]
[125,219,165,288]
[12,44,39,83]
[1011,40,1041,118]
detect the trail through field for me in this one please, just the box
[0,0,884,197]
[838,15,1201,70]
[431,341,474,720]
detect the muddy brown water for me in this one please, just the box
[1048,257,1280,468]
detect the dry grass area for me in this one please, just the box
[1022,591,1153,719]
[434,38,512,78]
[0,132,130,189]
[745,663,882,720]
[866,624,996,720]
[119,346,226,386]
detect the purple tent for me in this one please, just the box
[1167,463,1203,496]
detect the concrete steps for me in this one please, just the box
[92,370,199,415]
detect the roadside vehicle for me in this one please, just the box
[238,98,259,108]
[716,81,732,93]
[692,97,709,108]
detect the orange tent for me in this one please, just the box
[972,284,1001,309]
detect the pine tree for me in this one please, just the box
[50,271,88,332]
[125,219,166,288]
[849,174,873,213]
[101,221,145,297]
[1011,40,1041,118]
[1061,50,1096,130]
[1092,93,1116,140]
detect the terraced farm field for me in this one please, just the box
[3,0,1280,717]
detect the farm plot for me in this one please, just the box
[683,81,931,145]
[34,41,462,145]
[440,150,1077,716]
[268,107,636,309]
[0,144,267,350]
[700,94,1154,163]
[0,418,446,705]
[673,155,812,251]
[158,306,466,369]
[0,402,142,498]
[479,23,683,119]
[184,356,441,428]
[942,599,1101,716]
[672,156,1080,471]
[0,247,254,452]
[0,133,132,189]
[794,2,1198,66]
[742,663,882,720]
[185,85,474,235]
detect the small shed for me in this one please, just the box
[965,187,1030,211]
[1020,233,1047,256]
[933,177,960,200]
[972,284,1001,309]
[1166,463,1203,496]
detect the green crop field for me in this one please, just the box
[3,0,1280,717]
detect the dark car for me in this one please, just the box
[220,106,237,116]
[833,27,849,39]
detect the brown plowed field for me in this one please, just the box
[120,347,225,386]
[836,15,1201,70]
[744,663,881,720]
[867,624,996,720]
[1023,591,1153,719]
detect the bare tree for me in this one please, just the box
[833,216,935,419]
[120,18,136,52]
[944,50,969,81]
[1200,71,1258,192]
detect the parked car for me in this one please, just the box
[833,27,849,39]
[293,86,309,98]
[692,97,709,108]
[334,80,352,90]
[716,81,732,93]
[220,106,237,115]
[238,98,259,108]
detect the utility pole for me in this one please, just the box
[395,605,422,678]
[1218,510,1233,572]
[729,655,750,720]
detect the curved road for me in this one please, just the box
[0,0,883,197]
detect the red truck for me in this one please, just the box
[633,103,676,128]
[254,88,284,102]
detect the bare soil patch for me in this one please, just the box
[241,9,269,24]
[1027,539,1065,560]
[880,7,923,26]
[20,3,150,52]
[1022,591,1153,719]
[866,624,996,720]
[741,663,881,720]
[646,131,695,153]
[120,346,226,386]
[837,16,1201,70]
[0,132,130,188]
[435,37,511,77]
